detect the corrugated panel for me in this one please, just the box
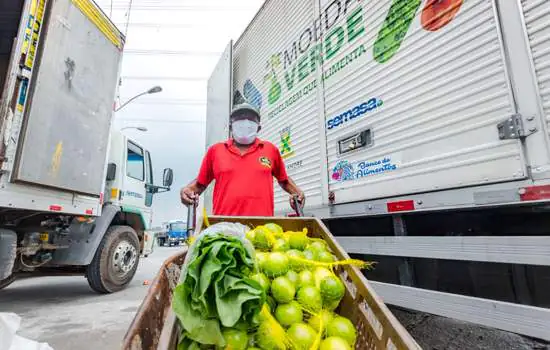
[232,0,323,214]
[521,0,550,134]
[323,0,524,204]
[204,42,232,213]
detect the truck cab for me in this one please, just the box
[104,130,166,235]
[162,220,187,246]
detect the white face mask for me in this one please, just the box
[232,119,259,145]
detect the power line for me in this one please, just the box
[117,118,205,124]
[122,76,208,81]
[114,22,208,29]
[119,98,206,105]
[123,0,134,37]
[107,5,257,11]
[123,49,220,56]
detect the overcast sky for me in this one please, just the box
[95,0,263,226]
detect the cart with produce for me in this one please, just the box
[122,214,420,350]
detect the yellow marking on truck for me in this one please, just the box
[111,188,119,199]
[24,0,46,70]
[21,0,37,56]
[50,142,63,177]
[71,0,125,49]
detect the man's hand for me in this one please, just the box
[180,180,207,206]
[180,186,199,206]
[289,191,305,210]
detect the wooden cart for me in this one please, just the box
[122,216,421,350]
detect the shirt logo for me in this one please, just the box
[259,156,272,168]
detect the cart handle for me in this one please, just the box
[186,202,197,237]
[292,195,304,217]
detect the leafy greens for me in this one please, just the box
[173,233,265,346]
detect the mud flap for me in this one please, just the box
[51,204,120,265]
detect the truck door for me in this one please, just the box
[10,0,124,195]
[204,41,233,213]
[122,140,151,225]
[323,0,528,204]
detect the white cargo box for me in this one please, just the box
[207,0,550,217]
[0,0,124,215]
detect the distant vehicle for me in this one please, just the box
[158,220,187,247]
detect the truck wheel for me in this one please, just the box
[86,225,140,293]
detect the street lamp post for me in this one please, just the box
[115,86,162,112]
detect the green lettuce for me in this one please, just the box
[173,233,265,346]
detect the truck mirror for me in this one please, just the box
[163,168,173,187]
[106,163,116,181]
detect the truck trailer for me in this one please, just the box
[0,0,173,293]
[205,0,550,342]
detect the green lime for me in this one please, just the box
[256,252,268,270]
[273,238,290,252]
[319,336,351,350]
[320,275,345,302]
[313,267,333,288]
[288,232,309,250]
[317,250,335,263]
[275,301,303,327]
[286,270,299,286]
[286,249,305,271]
[251,273,270,293]
[246,230,256,242]
[326,316,357,346]
[286,323,317,349]
[308,309,334,333]
[263,252,289,277]
[271,276,296,304]
[307,241,327,255]
[298,270,315,289]
[256,321,287,350]
[323,298,341,311]
[296,286,322,312]
[253,226,273,250]
[222,328,248,350]
[265,223,284,237]
[302,249,317,261]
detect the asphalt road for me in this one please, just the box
[0,246,182,350]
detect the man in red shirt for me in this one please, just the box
[180,103,305,216]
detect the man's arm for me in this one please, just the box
[278,177,305,209]
[180,179,207,206]
[181,147,213,206]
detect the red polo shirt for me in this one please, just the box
[197,138,288,216]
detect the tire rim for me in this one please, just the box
[112,240,137,276]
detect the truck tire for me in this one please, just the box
[86,225,140,293]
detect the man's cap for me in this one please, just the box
[230,102,260,120]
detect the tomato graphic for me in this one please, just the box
[421,0,464,32]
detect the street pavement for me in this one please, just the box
[0,246,182,350]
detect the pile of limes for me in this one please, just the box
[231,223,358,350]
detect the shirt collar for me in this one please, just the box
[225,138,263,155]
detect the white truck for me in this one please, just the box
[206,0,550,342]
[0,0,173,293]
